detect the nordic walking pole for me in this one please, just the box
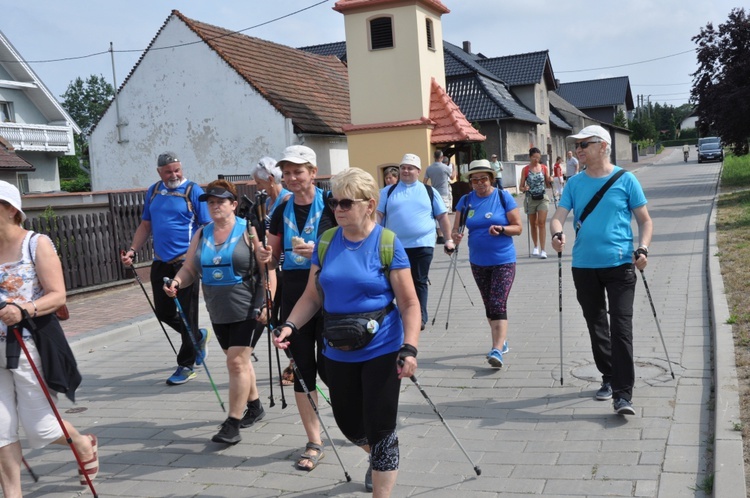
[22,456,39,482]
[274,330,352,482]
[1,304,99,496]
[121,251,177,355]
[253,191,287,409]
[525,193,531,257]
[431,252,457,326]
[444,206,469,329]
[265,325,276,408]
[164,278,226,412]
[432,206,468,325]
[452,261,474,306]
[557,251,564,386]
[316,385,331,405]
[637,263,675,379]
[403,365,481,476]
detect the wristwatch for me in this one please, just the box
[638,245,649,255]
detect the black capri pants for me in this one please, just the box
[324,351,401,472]
[281,271,327,392]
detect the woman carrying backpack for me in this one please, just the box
[164,179,269,445]
[451,160,522,369]
[273,168,421,495]
[521,147,553,259]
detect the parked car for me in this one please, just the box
[698,136,721,148]
[698,143,723,163]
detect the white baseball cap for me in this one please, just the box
[0,180,26,222]
[278,145,317,167]
[568,125,612,144]
[400,153,422,170]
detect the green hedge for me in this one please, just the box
[661,139,698,147]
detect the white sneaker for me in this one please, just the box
[540,250,547,259]
[532,247,540,257]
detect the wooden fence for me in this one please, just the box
[25,178,332,292]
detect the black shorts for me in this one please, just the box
[213,317,258,350]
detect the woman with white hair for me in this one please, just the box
[249,157,295,383]
[249,156,292,224]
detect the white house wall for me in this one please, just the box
[90,19,290,191]
[0,87,50,125]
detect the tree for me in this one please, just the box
[613,109,628,128]
[60,75,114,179]
[691,7,750,155]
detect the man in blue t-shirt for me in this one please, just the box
[377,153,455,329]
[550,125,653,417]
[121,152,211,386]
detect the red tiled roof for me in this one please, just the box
[174,11,350,135]
[333,0,450,15]
[429,78,485,144]
[179,12,350,135]
[0,137,34,170]
[343,117,434,133]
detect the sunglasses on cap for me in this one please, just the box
[574,140,602,149]
[328,198,366,211]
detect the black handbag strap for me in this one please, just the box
[578,169,626,227]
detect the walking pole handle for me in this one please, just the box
[272,327,295,359]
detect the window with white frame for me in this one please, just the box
[0,101,14,122]
[17,173,29,195]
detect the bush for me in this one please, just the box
[722,154,750,188]
[61,176,91,193]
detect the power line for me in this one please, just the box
[557,48,696,73]
[0,1,329,65]
[631,82,691,87]
[647,92,691,97]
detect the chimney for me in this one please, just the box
[462,41,471,54]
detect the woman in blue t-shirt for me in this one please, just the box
[274,168,421,495]
[452,160,522,369]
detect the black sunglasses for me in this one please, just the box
[328,198,366,211]
[574,140,602,149]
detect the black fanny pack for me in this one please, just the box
[323,302,395,351]
[531,192,545,201]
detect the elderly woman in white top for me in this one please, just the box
[0,181,97,496]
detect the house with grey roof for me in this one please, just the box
[0,30,80,193]
[556,76,634,124]
[556,76,634,163]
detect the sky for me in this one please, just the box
[2,1,740,109]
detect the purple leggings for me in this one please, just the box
[470,263,516,320]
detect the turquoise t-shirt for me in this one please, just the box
[455,189,517,266]
[312,225,410,363]
[559,167,647,269]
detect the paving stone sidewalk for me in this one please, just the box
[17,150,740,497]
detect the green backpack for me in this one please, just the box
[317,227,397,280]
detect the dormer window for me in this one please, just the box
[370,16,394,50]
[426,19,434,50]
